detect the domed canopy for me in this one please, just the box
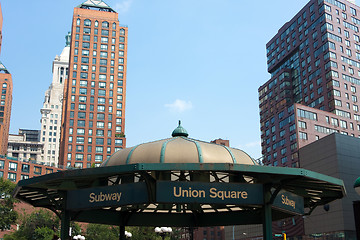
[102,123,256,166]
[14,122,346,239]
[354,176,360,188]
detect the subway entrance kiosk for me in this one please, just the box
[13,123,345,240]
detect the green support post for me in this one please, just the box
[119,225,125,240]
[262,184,273,240]
[60,210,71,240]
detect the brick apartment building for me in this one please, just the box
[0,62,11,156]
[259,0,360,168]
[59,0,128,169]
[256,0,360,238]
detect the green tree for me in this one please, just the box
[170,227,182,240]
[126,227,163,240]
[70,222,82,236]
[3,234,26,240]
[4,209,59,240]
[85,225,170,240]
[33,227,54,240]
[0,178,18,231]
[85,223,119,240]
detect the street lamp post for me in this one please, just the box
[155,227,172,240]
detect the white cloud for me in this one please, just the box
[114,0,133,14]
[165,99,193,113]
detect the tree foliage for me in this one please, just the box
[33,227,54,240]
[126,226,162,240]
[169,227,182,240]
[0,178,18,231]
[85,223,119,240]
[70,222,82,237]
[4,209,59,240]
[84,225,176,240]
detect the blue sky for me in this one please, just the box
[1,0,317,159]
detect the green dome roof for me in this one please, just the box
[101,122,256,166]
[354,177,360,188]
[171,121,189,137]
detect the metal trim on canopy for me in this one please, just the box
[13,163,345,235]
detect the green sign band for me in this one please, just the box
[67,182,149,210]
[156,181,264,205]
[65,181,304,215]
[273,190,304,215]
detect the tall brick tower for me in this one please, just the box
[59,0,127,168]
[0,62,12,156]
[0,2,12,156]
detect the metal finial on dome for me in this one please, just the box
[172,120,189,137]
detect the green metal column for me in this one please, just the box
[262,184,272,240]
[119,225,125,240]
[60,210,71,240]
[190,227,194,240]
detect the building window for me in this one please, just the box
[354,105,359,112]
[297,109,317,120]
[298,121,307,129]
[8,173,16,181]
[9,162,17,171]
[34,166,42,175]
[95,147,103,153]
[95,155,103,162]
[21,175,29,180]
[75,154,84,161]
[331,118,339,126]
[84,19,91,26]
[353,95,358,102]
[22,164,30,173]
[340,120,347,129]
[115,139,123,146]
[76,137,85,144]
[299,132,308,140]
[351,7,357,16]
[84,27,91,34]
[75,162,83,168]
[102,21,109,28]
[96,138,104,145]
[83,35,90,42]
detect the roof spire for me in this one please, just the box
[0,61,9,74]
[65,32,71,47]
[172,120,189,137]
[77,0,116,12]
